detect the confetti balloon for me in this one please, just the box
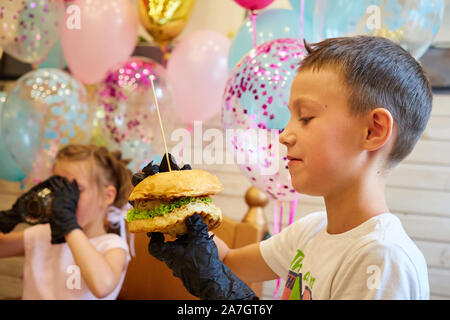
[0,1,19,47]
[0,92,27,182]
[93,57,176,171]
[1,69,92,183]
[0,0,64,64]
[222,38,308,202]
[313,0,444,59]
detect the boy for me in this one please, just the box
[145,36,431,300]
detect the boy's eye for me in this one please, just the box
[299,117,314,124]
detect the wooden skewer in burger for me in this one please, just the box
[126,77,223,237]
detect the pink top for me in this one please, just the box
[22,224,130,300]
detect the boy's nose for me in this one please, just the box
[279,127,295,147]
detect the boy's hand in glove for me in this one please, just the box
[148,214,259,300]
[48,176,82,244]
[131,153,192,187]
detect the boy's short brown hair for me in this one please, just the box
[299,36,433,167]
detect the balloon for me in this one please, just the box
[61,0,138,84]
[0,1,19,47]
[167,30,231,124]
[138,0,196,48]
[0,92,27,182]
[222,38,308,202]
[1,69,92,183]
[290,0,317,16]
[313,0,445,59]
[0,0,64,64]
[93,57,176,171]
[233,0,274,11]
[38,40,67,69]
[228,9,313,71]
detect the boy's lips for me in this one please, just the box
[287,156,303,166]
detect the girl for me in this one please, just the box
[0,144,133,299]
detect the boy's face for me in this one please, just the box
[280,68,367,197]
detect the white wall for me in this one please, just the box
[435,0,450,42]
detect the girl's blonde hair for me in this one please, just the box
[55,144,133,208]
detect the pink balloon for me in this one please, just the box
[234,0,275,10]
[167,30,231,124]
[61,0,138,84]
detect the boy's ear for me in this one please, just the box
[363,108,394,152]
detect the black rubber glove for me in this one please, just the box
[0,209,22,234]
[48,177,82,244]
[131,153,192,187]
[148,214,259,300]
[0,176,60,233]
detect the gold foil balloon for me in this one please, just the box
[372,25,405,43]
[138,0,196,48]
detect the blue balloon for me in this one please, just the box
[0,93,27,182]
[228,8,313,71]
[289,0,317,20]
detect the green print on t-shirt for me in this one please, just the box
[283,249,316,300]
[290,249,305,272]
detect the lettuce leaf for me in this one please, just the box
[127,197,212,222]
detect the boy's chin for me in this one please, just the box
[291,180,324,197]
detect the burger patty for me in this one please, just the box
[127,196,212,222]
[127,200,223,236]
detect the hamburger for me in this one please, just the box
[126,169,223,237]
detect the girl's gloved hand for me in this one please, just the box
[48,176,82,244]
[0,176,60,233]
[0,209,22,234]
[148,214,259,300]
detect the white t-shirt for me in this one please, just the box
[22,224,130,300]
[260,212,429,300]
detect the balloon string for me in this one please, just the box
[275,278,281,300]
[160,44,169,68]
[273,200,283,299]
[289,199,298,226]
[300,0,305,40]
[250,10,258,48]
[273,200,279,234]
[273,201,279,299]
[273,200,297,300]
[278,201,283,237]
[150,76,171,172]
